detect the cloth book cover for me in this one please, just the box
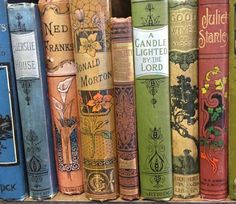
[8,3,58,200]
[70,0,118,201]
[0,0,27,200]
[229,0,236,200]
[169,0,199,198]
[47,75,84,195]
[198,0,228,200]
[111,17,139,200]
[38,0,84,195]
[131,0,173,200]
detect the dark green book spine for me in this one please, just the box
[131,0,173,200]
[229,0,236,200]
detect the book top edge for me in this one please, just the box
[111,17,132,23]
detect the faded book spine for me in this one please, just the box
[38,0,84,195]
[70,0,118,201]
[0,0,27,201]
[198,0,228,200]
[131,0,173,200]
[38,0,77,76]
[8,3,58,200]
[229,0,236,200]
[47,76,84,195]
[169,0,199,198]
[111,17,139,200]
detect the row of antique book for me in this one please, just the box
[0,0,235,202]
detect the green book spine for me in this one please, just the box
[131,0,173,200]
[229,0,236,200]
[169,0,199,198]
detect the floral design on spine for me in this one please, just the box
[79,33,102,57]
[80,92,113,158]
[70,0,117,198]
[142,79,163,108]
[20,80,33,106]
[25,129,43,189]
[145,127,169,188]
[72,3,110,53]
[200,66,227,174]
[51,77,79,177]
[87,93,112,113]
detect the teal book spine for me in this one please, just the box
[131,0,173,200]
[8,3,58,200]
[0,0,28,201]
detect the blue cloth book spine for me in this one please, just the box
[8,3,58,200]
[0,0,28,201]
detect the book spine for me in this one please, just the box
[38,0,84,195]
[169,0,199,198]
[198,0,228,199]
[47,76,84,194]
[38,0,77,76]
[131,0,173,200]
[70,0,118,201]
[229,0,236,200]
[0,0,27,201]
[8,3,58,200]
[111,17,139,200]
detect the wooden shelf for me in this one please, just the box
[23,193,236,203]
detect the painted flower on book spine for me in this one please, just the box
[79,33,102,57]
[200,65,227,174]
[80,91,113,158]
[75,8,85,23]
[51,77,79,176]
[58,77,74,103]
[87,92,112,112]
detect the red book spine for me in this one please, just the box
[111,17,139,200]
[198,0,228,200]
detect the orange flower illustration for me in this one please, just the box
[87,93,112,112]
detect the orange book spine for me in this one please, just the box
[38,0,84,195]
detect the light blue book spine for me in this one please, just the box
[0,0,28,201]
[8,3,58,200]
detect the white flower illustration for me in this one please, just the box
[51,97,63,120]
[57,77,74,103]
[75,8,85,23]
